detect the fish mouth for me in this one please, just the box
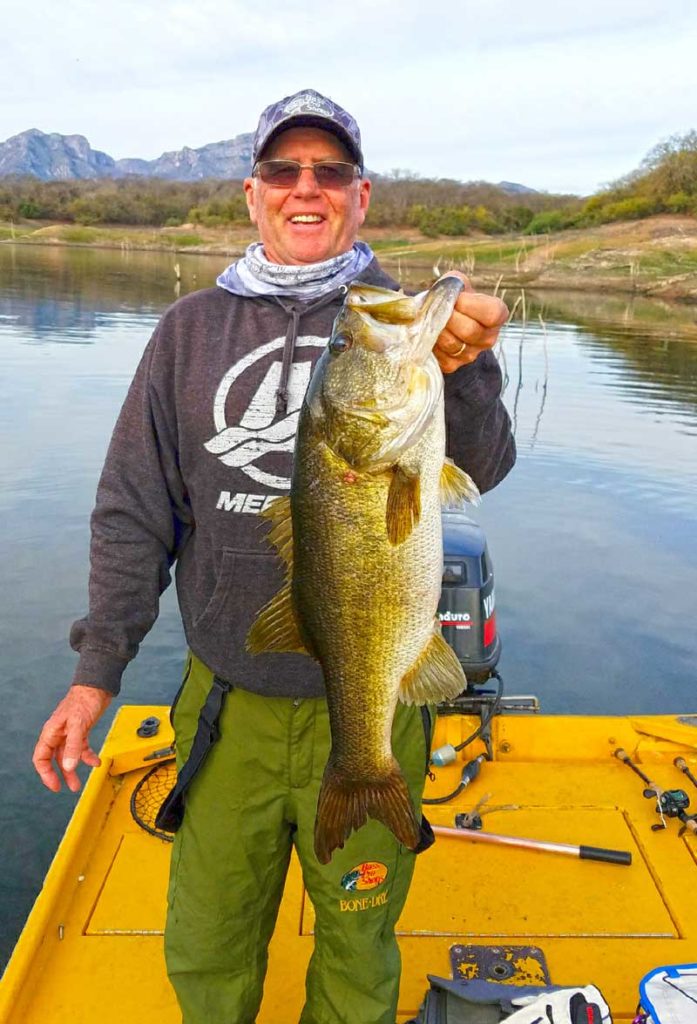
[345,276,465,363]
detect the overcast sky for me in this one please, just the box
[3,0,696,195]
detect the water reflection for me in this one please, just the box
[493,316,697,503]
[0,243,226,344]
[527,291,697,418]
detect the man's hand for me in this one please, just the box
[434,271,509,374]
[33,685,112,793]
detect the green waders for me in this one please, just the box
[164,652,433,1024]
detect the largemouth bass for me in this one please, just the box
[247,276,479,863]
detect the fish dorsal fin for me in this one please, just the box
[245,583,311,656]
[386,467,421,545]
[398,626,467,705]
[440,458,481,508]
[261,495,293,569]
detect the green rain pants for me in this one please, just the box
[164,651,432,1024]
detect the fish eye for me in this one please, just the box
[329,333,352,355]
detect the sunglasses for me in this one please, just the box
[254,160,360,189]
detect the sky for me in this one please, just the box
[3,0,697,195]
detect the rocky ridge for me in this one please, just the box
[0,129,254,181]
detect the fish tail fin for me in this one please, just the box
[314,760,421,864]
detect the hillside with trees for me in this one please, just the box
[0,172,572,234]
[524,131,697,233]
[0,131,694,245]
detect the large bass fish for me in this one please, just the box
[247,276,479,864]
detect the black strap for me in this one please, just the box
[414,814,435,854]
[413,705,436,854]
[420,705,432,773]
[155,674,233,833]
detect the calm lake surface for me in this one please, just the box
[1,243,696,967]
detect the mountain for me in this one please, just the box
[118,136,254,180]
[0,130,117,180]
[0,129,254,181]
[497,181,537,195]
[0,130,537,192]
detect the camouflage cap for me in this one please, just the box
[252,89,364,172]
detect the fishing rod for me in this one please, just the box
[674,756,697,792]
[614,748,697,835]
[432,823,631,865]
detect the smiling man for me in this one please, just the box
[33,89,515,1024]
[244,127,371,266]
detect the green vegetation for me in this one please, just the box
[168,233,205,247]
[365,176,567,236]
[0,178,241,228]
[59,226,101,243]
[0,172,571,237]
[524,131,697,233]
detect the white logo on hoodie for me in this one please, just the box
[204,335,324,491]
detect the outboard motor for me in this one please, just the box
[439,510,500,684]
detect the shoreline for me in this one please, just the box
[2,214,697,303]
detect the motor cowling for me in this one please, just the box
[439,510,500,684]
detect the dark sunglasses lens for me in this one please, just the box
[257,161,356,187]
[314,162,356,187]
[258,161,300,186]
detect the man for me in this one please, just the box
[33,89,515,1023]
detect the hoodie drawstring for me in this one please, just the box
[272,286,347,415]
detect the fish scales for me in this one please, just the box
[292,409,444,778]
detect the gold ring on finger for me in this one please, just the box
[455,341,468,357]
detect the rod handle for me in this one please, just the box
[579,844,632,865]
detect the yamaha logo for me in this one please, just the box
[204,335,324,490]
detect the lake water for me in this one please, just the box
[1,243,696,968]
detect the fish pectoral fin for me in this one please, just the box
[314,760,421,864]
[386,467,421,545]
[260,495,294,569]
[399,629,467,705]
[245,584,311,656]
[440,458,481,508]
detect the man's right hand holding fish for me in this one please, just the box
[433,270,509,372]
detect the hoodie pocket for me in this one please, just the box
[193,547,239,632]
[190,547,302,689]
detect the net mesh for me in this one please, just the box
[130,759,177,842]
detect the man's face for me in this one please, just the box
[244,127,371,266]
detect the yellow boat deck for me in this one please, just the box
[2,705,697,1022]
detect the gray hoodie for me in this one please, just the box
[70,259,515,697]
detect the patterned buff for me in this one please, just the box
[216,241,374,301]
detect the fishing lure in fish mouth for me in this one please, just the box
[247,276,480,863]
